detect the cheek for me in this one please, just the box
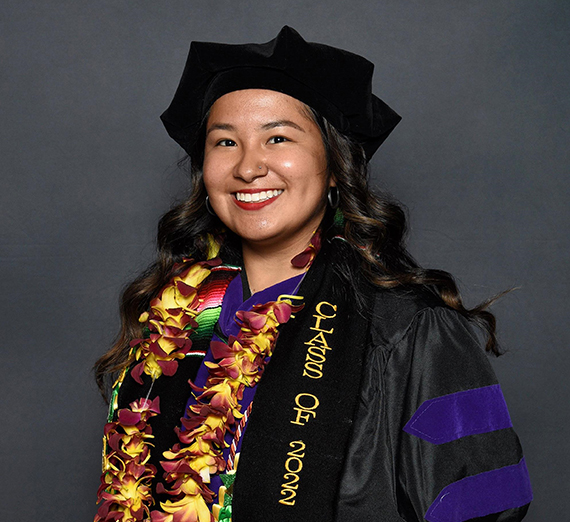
[202,163,222,195]
[277,149,325,180]
[202,175,214,196]
[202,149,226,183]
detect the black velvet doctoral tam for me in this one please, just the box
[161,26,402,160]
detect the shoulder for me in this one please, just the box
[369,285,464,345]
[369,285,499,392]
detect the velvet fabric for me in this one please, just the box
[183,272,305,498]
[116,238,532,521]
[334,288,532,521]
[232,237,373,521]
[160,26,401,160]
[403,384,513,445]
[425,459,532,522]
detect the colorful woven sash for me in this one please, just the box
[106,264,239,424]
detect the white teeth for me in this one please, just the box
[235,190,283,203]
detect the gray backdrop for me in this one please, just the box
[1,1,568,520]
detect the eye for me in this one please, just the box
[268,136,288,144]
[216,139,237,147]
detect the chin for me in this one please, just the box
[238,232,281,246]
[230,221,274,240]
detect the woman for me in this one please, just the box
[94,27,532,522]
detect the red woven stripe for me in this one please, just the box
[196,267,239,313]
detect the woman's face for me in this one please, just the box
[203,89,332,252]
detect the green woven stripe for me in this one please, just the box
[191,306,223,346]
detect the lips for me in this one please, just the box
[233,189,283,210]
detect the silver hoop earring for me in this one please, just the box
[327,186,340,209]
[205,196,216,216]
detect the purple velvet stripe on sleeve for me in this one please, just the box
[425,458,533,522]
[403,384,512,445]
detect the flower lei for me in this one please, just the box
[153,299,300,522]
[95,258,302,522]
[95,258,218,522]
[95,396,160,521]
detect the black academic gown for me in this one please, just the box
[333,289,531,521]
[116,257,531,521]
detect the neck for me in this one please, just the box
[241,234,313,295]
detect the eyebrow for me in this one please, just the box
[206,123,235,136]
[261,120,306,132]
[206,120,306,136]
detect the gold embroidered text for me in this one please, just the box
[302,301,337,379]
[290,393,320,426]
[279,440,306,506]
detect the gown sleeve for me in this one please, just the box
[385,306,532,522]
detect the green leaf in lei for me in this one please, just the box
[220,473,236,489]
[218,505,232,522]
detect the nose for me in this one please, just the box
[234,144,267,182]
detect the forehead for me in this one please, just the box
[207,89,313,123]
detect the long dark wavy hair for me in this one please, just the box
[94,105,503,400]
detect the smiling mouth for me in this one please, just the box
[234,190,283,203]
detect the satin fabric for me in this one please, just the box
[334,290,531,521]
[116,241,531,521]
